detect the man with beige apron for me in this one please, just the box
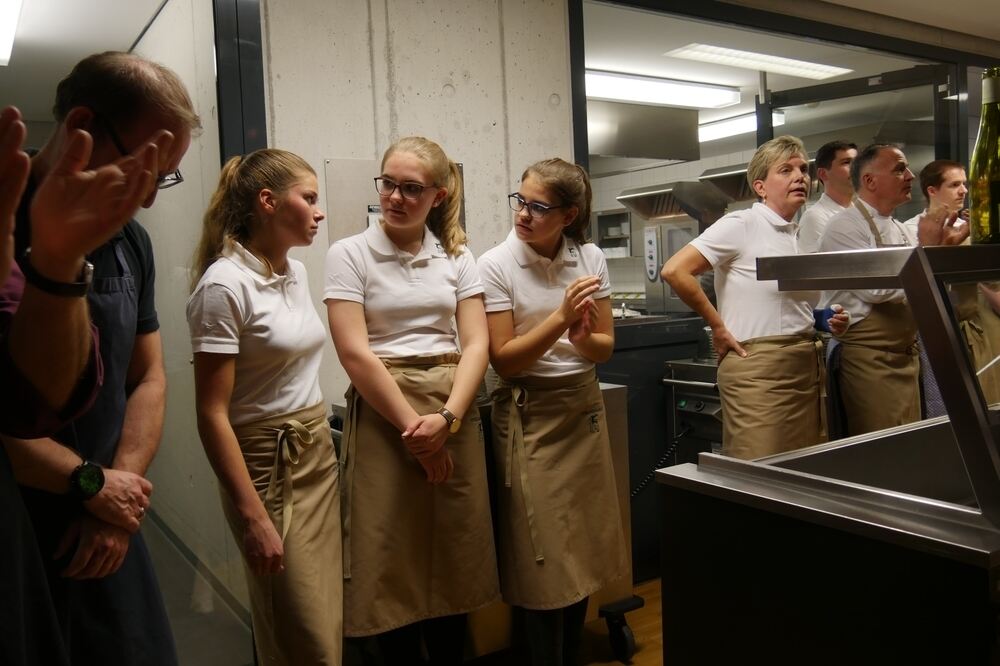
[819,144,968,436]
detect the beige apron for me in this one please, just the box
[718,334,827,460]
[340,354,499,636]
[490,369,627,610]
[836,201,921,436]
[220,401,342,666]
[958,287,1000,406]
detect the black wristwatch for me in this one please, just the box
[21,247,94,298]
[69,461,105,501]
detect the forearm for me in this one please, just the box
[340,349,419,431]
[445,340,488,419]
[8,284,92,410]
[667,269,724,330]
[111,376,165,475]
[2,434,80,493]
[572,332,614,363]
[196,414,266,522]
[491,310,568,378]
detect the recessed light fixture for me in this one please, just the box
[666,44,852,81]
[0,0,23,66]
[585,70,740,109]
[699,111,786,143]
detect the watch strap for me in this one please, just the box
[20,248,93,298]
[437,407,462,434]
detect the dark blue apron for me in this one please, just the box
[24,237,177,665]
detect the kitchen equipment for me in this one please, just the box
[657,244,1000,664]
[641,217,699,314]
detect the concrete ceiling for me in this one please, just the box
[0,0,163,122]
[823,0,1000,43]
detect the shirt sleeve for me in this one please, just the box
[689,214,745,268]
[477,252,513,313]
[455,247,485,301]
[130,223,159,335]
[797,207,824,254]
[586,245,613,300]
[323,240,365,304]
[186,280,244,355]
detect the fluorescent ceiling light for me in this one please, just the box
[0,0,23,66]
[698,111,785,143]
[585,70,740,109]
[665,44,852,81]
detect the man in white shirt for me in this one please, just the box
[819,144,968,436]
[797,140,857,253]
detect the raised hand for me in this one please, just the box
[917,203,970,247]
[568,298,596,345]
[0,106,30,282]
[28,129,172,278]
[559,275,601,327]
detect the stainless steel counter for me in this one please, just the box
[656,245,1000,664]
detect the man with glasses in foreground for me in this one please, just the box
[818,143,967,437]
[4,51,199,665]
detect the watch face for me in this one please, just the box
[78,464,104,496]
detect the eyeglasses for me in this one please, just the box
[508,193,564,219]
[374,177,435,201]
[95,114,184,190]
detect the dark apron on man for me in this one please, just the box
[21,237,177,665]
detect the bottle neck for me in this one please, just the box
[984,72,1000,106]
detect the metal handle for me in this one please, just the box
[662,377,718,390]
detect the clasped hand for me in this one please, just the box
[402,414,453,484]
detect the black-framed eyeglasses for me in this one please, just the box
[95,114,183,190]
[374,177,435,201]
[508,193,564,219]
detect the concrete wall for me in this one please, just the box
[131,0,250,608]
[261,0,575,402]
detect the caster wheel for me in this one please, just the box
[608,621,636,663]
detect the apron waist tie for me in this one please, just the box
[264,412,326,542]
[340,386,361,580]
[506,384,544,563]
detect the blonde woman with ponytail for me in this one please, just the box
[324,136,498,664]
[186,149,341,665]
[478,158,626,666]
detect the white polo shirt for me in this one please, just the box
[323,222,483,358]
[690,202,815,343]
[818,198,916,325]
[797,192,849,253]
[186,241,326,426]
[477,229,611,378]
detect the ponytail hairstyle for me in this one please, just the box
[381,136,467,256]
[190,148,314,290]
[521,158,593,244]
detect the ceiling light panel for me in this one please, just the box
[666,44,852,81]
[698,111,785,143]
[585,70,740,109]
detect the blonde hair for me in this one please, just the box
[521,158,593,244]
[191,149,314,290]
[381,136,466,256]
[746,135,808,198]
[54,51,201,133]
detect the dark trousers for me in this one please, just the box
[520,597,589,666]
[374,613,468,666]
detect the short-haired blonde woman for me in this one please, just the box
[662,136,847,459]
[325,136,498,665]
[478,158,626,666]
[187,149,341,665]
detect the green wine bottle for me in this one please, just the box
[971,66,1000,244]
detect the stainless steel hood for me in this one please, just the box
[698,163,755,203]
[617,180,733,226]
